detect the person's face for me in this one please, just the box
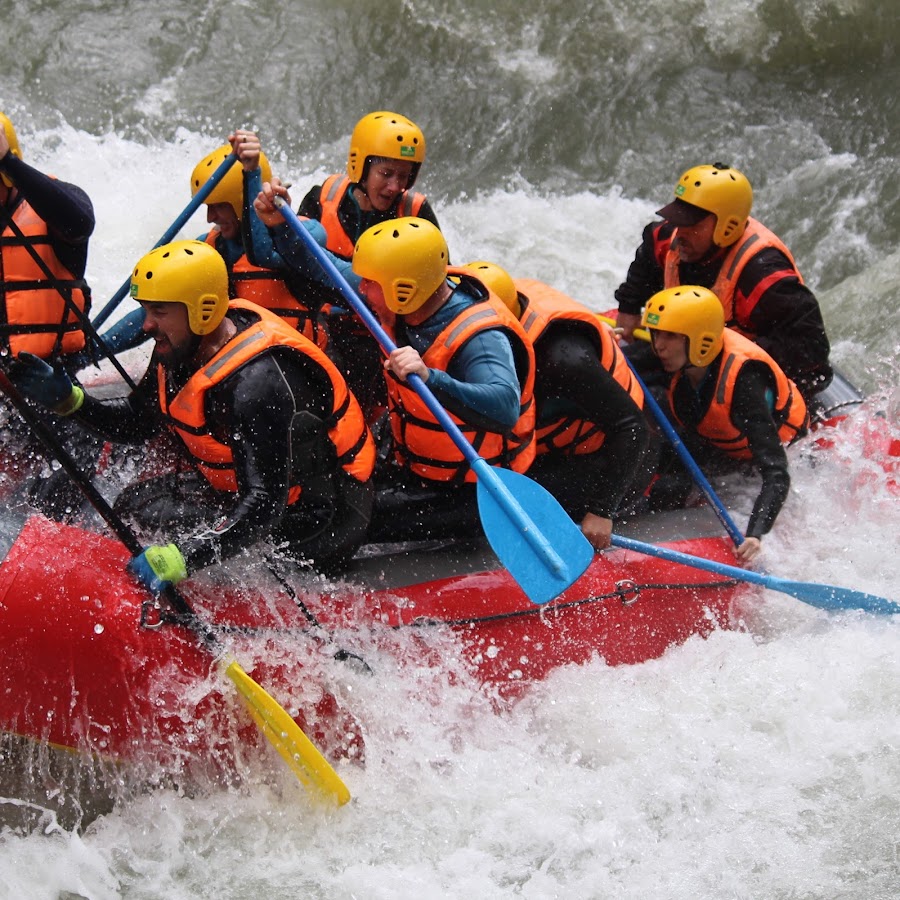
[673,214,717,263]
[140,301,197,365]
[359,277,392,316]
[650,329,689,372]
[206,202,240,241]
[362,161,414,211]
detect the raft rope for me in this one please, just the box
[264,560,373,674]
[403,577,739,628]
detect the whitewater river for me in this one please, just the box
[1,0,899,897]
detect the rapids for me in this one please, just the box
[1,0,898,896]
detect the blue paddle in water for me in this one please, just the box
[610,533,899,615]
[273,198,593,605]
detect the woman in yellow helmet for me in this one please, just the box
[248,112,441,421]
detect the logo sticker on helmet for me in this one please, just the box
[400,146,416,158]
[130,283,139,297]
[675,185,686,197]
[646,312,661,325]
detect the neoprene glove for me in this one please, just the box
[127,544,188,595]
[12,351,84,415]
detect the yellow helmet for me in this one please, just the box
[190,143,272,219]
[656,162,753,247]
[352,217,448,315]
[130,240,230,336]
[642,286,725,367]
[464,260,520,317]
[0,112,22,189]
[347,111,425,188]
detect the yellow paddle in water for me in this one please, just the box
[0,369,351,807]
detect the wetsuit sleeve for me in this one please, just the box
[176,351,334,571]
[730,363,792,538]
[0,154,94,279]
[427,328,521,430]
[0,154,94,244]
[260,218,362,294]
[614,222,666,316]
[736,249,832,395]
[535,327,649,518]
[72,364,162,442]
[241,167,287,269]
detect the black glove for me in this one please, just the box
[11,352,83,414]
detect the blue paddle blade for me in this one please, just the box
[475,463,594,606]
[610,534,900,615]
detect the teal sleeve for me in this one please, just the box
[269,220,363,294]
[427,329,521,428]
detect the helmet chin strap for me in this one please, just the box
[354,157,374,203]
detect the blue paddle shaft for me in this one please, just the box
[610,534,900,615]
[274,197,567,576]
[92,153,241,329]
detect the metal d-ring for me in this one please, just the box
[615,579,641,606]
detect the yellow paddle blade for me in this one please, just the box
[597,314,650,343]
[222,659,351,806]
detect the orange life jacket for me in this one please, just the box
[0,193,89,357]
[317,174,427,259]
[668,329,809,460]
[515,278,644,456]
[386,270,536,483]
[203,231,328,350]
[663,218,803,335]
[157,300,374,499]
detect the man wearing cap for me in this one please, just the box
[614,162,832,402]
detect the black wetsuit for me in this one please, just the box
[72,309,373,573]
[655,359,797,539]
[615,221,832,401]
[526,323,654,521]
